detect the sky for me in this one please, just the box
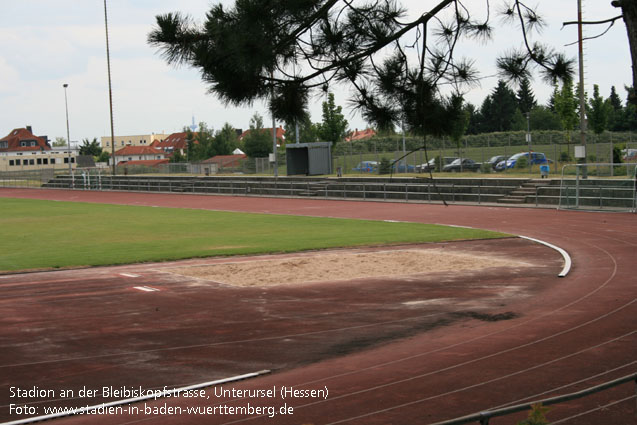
[0,0,631,144]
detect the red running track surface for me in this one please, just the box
[0,188,635,425]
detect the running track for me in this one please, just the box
[0,188,635,425]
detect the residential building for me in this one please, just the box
[150,132,194,157]
[239,126,286,146]
[117,159,170,168]
[0,127,78,172]
[345,128,376,142]
[101,133,171,151]
[201,154,247,170]
[113,146,166,166]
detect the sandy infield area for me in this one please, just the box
[165,248,528,287]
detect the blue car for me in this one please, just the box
[392,162,415,173]
[495,152,551,171]
[352,161,378,173]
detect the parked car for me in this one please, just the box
[392,162,416,173]
[352,161,378,173]
[622,148,637,162]
[416,157,458,173]
[486,155,508,170]
[495,152,551,171]
[442,158,481,172]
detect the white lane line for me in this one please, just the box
[120,273,140,278]
[133,286,160,292]
[519,236,572,278]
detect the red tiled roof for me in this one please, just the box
[0,128,51,152]
[239,127,285,142]
[345,128,376,142]
[201,154,246,168]
[151,131,197,150]
[114,146,165,156]
[118,159,169,167]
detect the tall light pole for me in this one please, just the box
[577,0,588,178]
[63,83,73,179]
[104,0,116,175]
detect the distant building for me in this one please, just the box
[201,154,247,170]
[239,126,285,146]
[0,127,78,172]
[101,133,171,151]
[150,132,195,158]
[113,146,166,166]
[118,159,170,168]
[345,128,376,142]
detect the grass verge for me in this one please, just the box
[0,198,509,272]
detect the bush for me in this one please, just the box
[431,155,443,172]
[481,162,492,173]
[378,157,392,174]
[559,151,572,162]
[515,156,528,169]
[516,403,550,425]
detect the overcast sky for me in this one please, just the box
[0,0,631,143]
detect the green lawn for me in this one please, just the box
[0,198,508,272]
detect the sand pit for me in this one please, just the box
[165,248,529,287]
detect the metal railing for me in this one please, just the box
[558,163,637,213]
[39,176,522,206]
[431,372,637,425]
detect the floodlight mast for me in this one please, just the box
[104,0,116,175]
[577,0,587,177]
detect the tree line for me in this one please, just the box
[465,79,637,137]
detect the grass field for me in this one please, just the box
[0,198,508,272]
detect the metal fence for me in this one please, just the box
[431,372,637,425]
[558,164,637,212]
[336,140,637,176]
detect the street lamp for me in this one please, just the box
[63,83,73,181]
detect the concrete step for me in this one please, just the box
[497,197,527,204]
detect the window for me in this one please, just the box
[43,158,48,165]
[37,158,42,165]
[71,157,75,163]
[0,141,7,148]
[106,141,110,147]
[64,157,68,164]
[121,141,124,146]
[22,159,28,165]
[29,159,34,165]
[51,158,56,164]
[31,141,36,147]
[9,160,14,166]
[21,141,27,147]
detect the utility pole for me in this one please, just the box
[63,84,73,184]
[526,112,532,174]
[271,72,278,177]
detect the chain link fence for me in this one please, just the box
[2,131,636,184]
